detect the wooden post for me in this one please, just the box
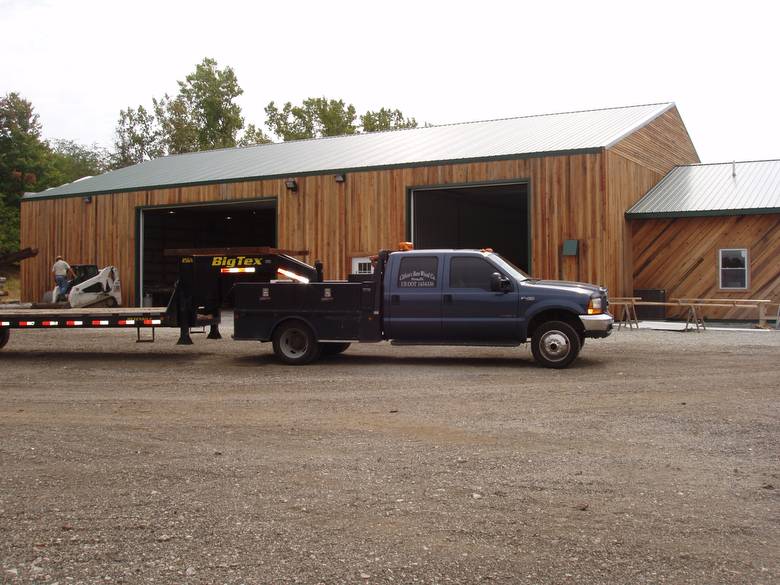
[758,302,767,329]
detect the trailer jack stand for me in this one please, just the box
[207,324,222,340]
[177,327,193,345]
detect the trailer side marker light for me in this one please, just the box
[143,319,161,325]
[66,320,83,327]
[91,320,110,326]
[277,268,310,284]
[42,321,59,327]
[1,321,9,327]
[19,321,35,327]
[220,267,256,274]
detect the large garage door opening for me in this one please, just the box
[139,199,277,306]
[410,182,530,272]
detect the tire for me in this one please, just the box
[531,320,581,369]
[320,342,350,357]
[272,321,321,365]
[0,328,9,350]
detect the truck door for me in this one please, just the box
[384,254,442,340]
[442,255,520,340]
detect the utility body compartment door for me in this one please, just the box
[384,254,442,340]
[441,255,521,340]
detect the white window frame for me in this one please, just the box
[718,248,749,290]
[351,257,374,275]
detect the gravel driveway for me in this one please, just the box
[0,325,778,584]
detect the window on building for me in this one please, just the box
[351,257,374,275]
[450,257,502,291]
[719,249,749,289]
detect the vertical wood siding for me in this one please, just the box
[632,214,780,319]
[21,153,626,302]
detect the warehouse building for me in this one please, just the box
[22,102,699,305]
[628,159,780,319]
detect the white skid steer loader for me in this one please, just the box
[43,265,122,308]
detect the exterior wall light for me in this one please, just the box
[285,179,298,192]
[335,174,347,183]
[83,196,92,204]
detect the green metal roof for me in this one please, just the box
[627,160,780,219]
[25,102,675,201]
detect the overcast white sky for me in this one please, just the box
[1,0,778,163]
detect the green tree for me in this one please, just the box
[360,108,418,133]
[154,57,245,154]
[50,139,111,183]
[113,105,164,168]
[237,123,272,147]
[0,92,53,206]
[0,199,20,255]
[265,97,358,141]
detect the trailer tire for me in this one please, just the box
[531,320,581,369]
[320,342,350,357]
[0,328,9,350]
[272,321,321,365]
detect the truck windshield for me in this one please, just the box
[489,254,529,281]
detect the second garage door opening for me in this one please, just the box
[410,182,530,272]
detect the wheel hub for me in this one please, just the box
[281,329,308,357]
[540,330,570,362]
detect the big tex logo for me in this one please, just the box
[211,256,265,268]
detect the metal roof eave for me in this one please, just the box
[626,207,780,220]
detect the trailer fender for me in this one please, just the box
[0,327,9,350]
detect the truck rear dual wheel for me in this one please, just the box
[531,321,581,369]
[272,321,321,365]
[0,328,9,350]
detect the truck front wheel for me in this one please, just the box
[531,321,581,369]
[272,321,320,365]
[0,328,9,350]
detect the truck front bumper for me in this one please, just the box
[579,313,613,338]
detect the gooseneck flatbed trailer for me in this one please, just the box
[0,248,311,351]
[1,246,612,368]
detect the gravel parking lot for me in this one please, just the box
[0,325,778,584]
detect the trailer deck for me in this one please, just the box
[0,307,169,328]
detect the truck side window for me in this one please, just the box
[397,257,438,289]
[450,257,502,291]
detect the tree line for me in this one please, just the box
[0,57,420,254]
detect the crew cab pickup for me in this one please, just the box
[232,249,612,368]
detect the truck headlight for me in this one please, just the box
[587,296,603,315]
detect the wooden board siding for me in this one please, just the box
[632,214,780,319]
[608,106,700,175]
[606,106,701,294]
[21,152,634,303]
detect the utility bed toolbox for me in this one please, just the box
[232,280,381,342]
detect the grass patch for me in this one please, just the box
[0,266,20,302]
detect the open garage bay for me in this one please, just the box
[0,328,777,584]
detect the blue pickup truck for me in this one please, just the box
[232,248,612,368]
